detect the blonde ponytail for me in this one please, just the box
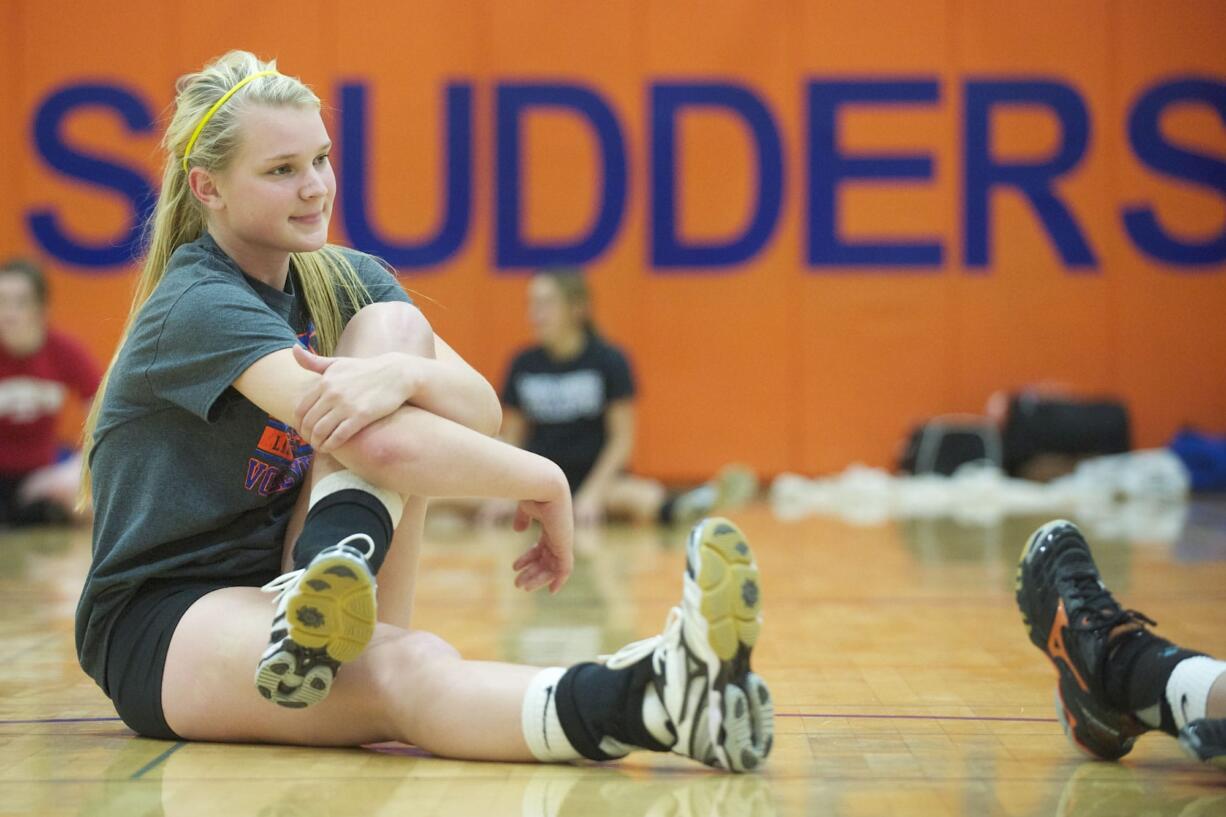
[80,51,370,506]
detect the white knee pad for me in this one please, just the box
[309,470,405,527]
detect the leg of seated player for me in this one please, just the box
[1017,519,1226,768]
[162,518,772,771]
[256,303,436,706]
[602,475,667,525]
[290,302,435,619]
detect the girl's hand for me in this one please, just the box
[511,493,575,594]
[292,346,418,452]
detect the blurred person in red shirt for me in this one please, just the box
[0,258,100,526]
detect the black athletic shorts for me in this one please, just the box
[104,571,275,740]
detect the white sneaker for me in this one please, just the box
[254,534,378,708]
[605,517,773,771]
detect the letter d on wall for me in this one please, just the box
[495,83,627,269]
[651,83,784,270]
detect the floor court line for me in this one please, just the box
[0,712,1060,727]
[776,712,1058,723]
[0,716,124,724]
[130,741,185,779]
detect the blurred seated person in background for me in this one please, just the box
[475,268,755,528]
[0,258,100,526]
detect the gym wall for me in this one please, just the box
[3,0,1224,480]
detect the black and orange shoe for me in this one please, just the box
[1016,520,1153,760]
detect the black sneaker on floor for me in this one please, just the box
[1016,520,1153,760]
[1180,718,1226,770]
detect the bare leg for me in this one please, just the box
[377,496,427,627]
[163,514,773,770]
[162,302,548,758]
[280,302,436,627]
[602,475,667,525]
[1210,674,1226,719]
[161,297,634,760]
[162,587,539,759]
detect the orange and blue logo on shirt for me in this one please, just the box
[244,420,312,496]
[242,325,316,497]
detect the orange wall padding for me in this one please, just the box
[3,0,1224,480]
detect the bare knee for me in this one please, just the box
[367,629,461,697]
[336,302,436,359]
[401,629,461,664]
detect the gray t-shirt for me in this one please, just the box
[75,232,411,690]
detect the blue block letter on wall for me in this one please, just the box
[496,84,626,269]
[339,83,472,269]
[807,79,942,269]
[964,80,1096,269]
[651,83,783,270]
[28,84,156,270]
[1124,77,1226,267]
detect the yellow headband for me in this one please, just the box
[181,70,279,173]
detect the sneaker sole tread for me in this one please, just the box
[284,553,377,662]
[685,517,772,772]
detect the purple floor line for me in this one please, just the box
[2,712,1058,726]
[778,712,1057,723]
[0,717,122,725]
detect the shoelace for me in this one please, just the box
[603,607,683,670]
[338,532,377,560]
[1061,566,1156,633]
[259,533,377,599]
[260,568,305,597]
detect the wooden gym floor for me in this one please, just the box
[1,500,1224,816]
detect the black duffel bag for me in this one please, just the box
[1002,393,1131,476]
